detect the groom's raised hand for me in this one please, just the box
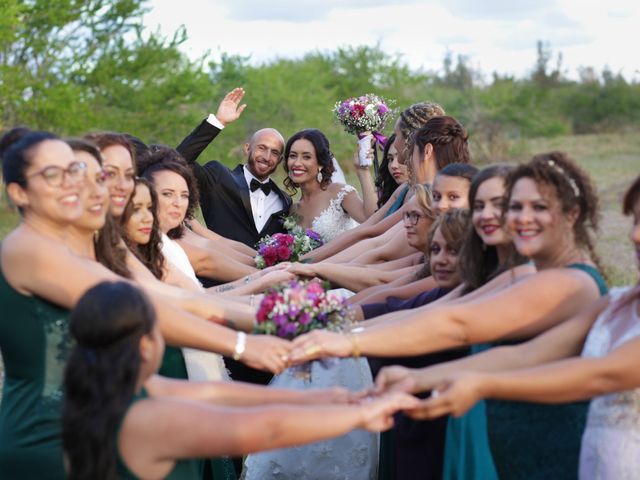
[216,87,247,126]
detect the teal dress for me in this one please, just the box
[484,264,608,480]
[385,184,409,217]
[0,265,72,479]
[442,343,499,480]
[117,388,201,479]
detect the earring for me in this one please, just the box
[316,171,323,183]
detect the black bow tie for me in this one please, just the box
[250,178,273,196]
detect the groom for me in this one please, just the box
[176,88,291,388]
[176,88,292,249]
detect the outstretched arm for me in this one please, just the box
[120,392,419,472]
[188,218,256,256]
[178,239,257,282]
[288,262,413,292]
[289,267,602,363]
[376,295,610,396]
[301,209,404,263]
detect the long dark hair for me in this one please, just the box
[504,151,603,274]
[458,164,527,293]
[63,281,156,480]
[375,133,401,208]
[283,129,336,194]
[139,146,200,239]
[65,137,132,279]
[121,178,166,279]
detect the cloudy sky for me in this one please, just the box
[145,0,639,81]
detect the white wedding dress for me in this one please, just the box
[579,286,640,479]
[311,184,360,244]
[241,186,378,480]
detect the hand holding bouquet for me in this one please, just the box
[333,94,395,172]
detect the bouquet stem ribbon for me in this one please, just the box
[358,131,387,177]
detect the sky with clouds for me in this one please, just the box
[144,0,639,81]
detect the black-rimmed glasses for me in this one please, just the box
[403,211,424,225]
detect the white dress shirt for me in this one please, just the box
[243,166,283,233]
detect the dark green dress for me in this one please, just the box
[0,265,72,479]
[159,347,236,480]
[484,264,608,480]
[117,388,201,479]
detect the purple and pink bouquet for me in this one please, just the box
[254,279,349,339]
[254,217,324,269]
[333,93,395,138]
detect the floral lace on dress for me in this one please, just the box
[579,286,640,479]
[311,185,360,244]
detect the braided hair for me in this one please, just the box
[411,116,470,181]
[395,101,445,164]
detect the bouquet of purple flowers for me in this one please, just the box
[254,279,349,339]
[333,93,395,176]
[333,93,394,137]
[254,216,324,269]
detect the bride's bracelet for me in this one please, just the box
[349,326,364,358]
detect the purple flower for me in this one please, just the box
[278,322,298,339]
[378,104,388,115]
[273,313,289,327]
[298,311,312,325]
[305,229,323,244]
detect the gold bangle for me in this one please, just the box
[349,326,364,358]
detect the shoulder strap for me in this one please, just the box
[568,263,609,296]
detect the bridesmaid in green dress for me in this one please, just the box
[0,132,86,478]
[63,280,420,480]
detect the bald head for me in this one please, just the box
[249,128,285,149]
[244,128,285,181]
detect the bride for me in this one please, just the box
[283,128,378,243]
[241,129,380,479]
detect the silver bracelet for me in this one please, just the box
[232,331,247,361]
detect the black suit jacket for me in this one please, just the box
[176,119,292,248]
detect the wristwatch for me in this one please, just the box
[233,331,247,361]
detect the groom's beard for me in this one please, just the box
[247,152,279,181]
